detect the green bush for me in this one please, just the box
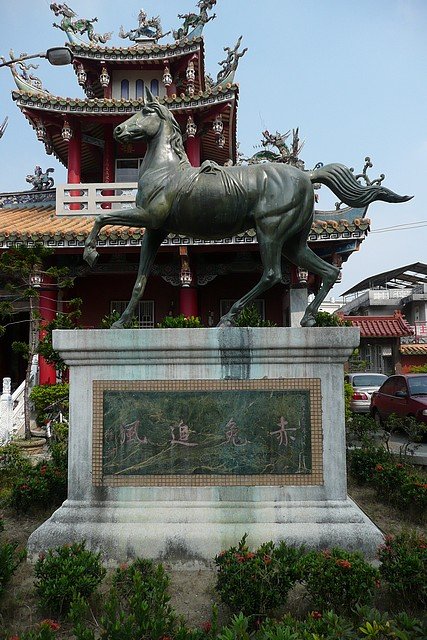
[409,364,427,373]
[8,458,67,513]
[378,531,427,609]
[300,547,379,613]
[0,442,33,491]
[100,310,139,328]
[347,446,390,484]
[346,413,377,447]
[158,313,202,328]
[314,311,351,327]
[7,618,61,640]
[34,541,106,615]
[235,305,276,327]
[371,462,427,517]
[70,558,181,640]
[344,382,353,423]
[215,534,304,618]
[30,383,69,427]
[0,517,26,600]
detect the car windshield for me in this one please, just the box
[408,376,427,395]
[352,374,387,387]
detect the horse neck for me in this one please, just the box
[141,125,190,176]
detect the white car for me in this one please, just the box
[344,373,388,414]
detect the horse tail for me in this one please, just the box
[309,163,412,207]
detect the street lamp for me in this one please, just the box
[0,47,73,69]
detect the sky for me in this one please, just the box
[0,0,426,300]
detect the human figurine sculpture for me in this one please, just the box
[83,87,411,329]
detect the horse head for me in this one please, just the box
[114,86,169,143]
[114,86,188,163]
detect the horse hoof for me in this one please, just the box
[217,316,236,328]
[300,316,316,327]
[83,247,99,267]
[111,320,125,329]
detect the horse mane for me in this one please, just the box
[151,102,190,167]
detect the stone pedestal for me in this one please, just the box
[28,328,383,565]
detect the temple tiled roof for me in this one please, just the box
[343,311,414,338]
[400,343,427,355]
[0,202,370,245]
[68,37,204,60]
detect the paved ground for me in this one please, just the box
[386,432,427,466]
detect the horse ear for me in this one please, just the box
[144,85,156,104]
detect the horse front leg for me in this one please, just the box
[111,228,167,329]
[83,207,147,267]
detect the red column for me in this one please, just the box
[179,287,199,317]
[39,279,58,385]
[102,123,115,209]
[67,121,81,211]
[185,135,201,167]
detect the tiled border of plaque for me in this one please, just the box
[93,378,323,487]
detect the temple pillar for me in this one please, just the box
[179,287,199,318]
[185,135,201,167]
[39,278,58,385]
[102,124,115,209]
[67,122,81,212]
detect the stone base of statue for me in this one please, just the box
[28,328,383,566]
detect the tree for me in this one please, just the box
[0,245,76,438]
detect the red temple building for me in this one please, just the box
[0,2,373,387]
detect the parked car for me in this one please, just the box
[370,374,427,426]
[345,372,388,414]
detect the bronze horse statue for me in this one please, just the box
[84,87,411,328]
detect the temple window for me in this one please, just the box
[150,79,159,96]
[121,79,130,100]
[115,158,144,182]
[136,79,144,99]
[110,300,155,327]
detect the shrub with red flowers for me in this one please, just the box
[6,619,61,640]
[378,530,427,609]
[8,460,67,513]
[214,534,304,618]
[300,547,379,613]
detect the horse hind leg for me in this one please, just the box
[218,230,284,326]
[282,241,340,327]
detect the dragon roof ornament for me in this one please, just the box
[173,0,217,42]
[50,3,112,46]
[214,35,247,89]
[0,50,51,96]
[119,9,169,43]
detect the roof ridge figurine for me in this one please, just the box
[173,0,217,42]
[119,9,169,43]
[50,3,112,45]
[215,35,247,87]
[0,50,50,96]
[25,166,55,191]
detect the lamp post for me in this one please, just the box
[0,47,73,69]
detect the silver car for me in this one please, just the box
[344,373,388,414]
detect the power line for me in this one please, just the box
[371,221,427,234]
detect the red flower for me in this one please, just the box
[335,559,352,569]
[40,620,60,631]
[19,484,30,491]
[375,579,381,589]
[119,563,128,570]
[38,552,46,561]
[395,463,404,469]
[310,611,322,619]
[40,466,47,476]
[201,621,212,633]
[263,554,272,565]
[246,552,256,559]
[375,464,384,472]
[9,636,20,640]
